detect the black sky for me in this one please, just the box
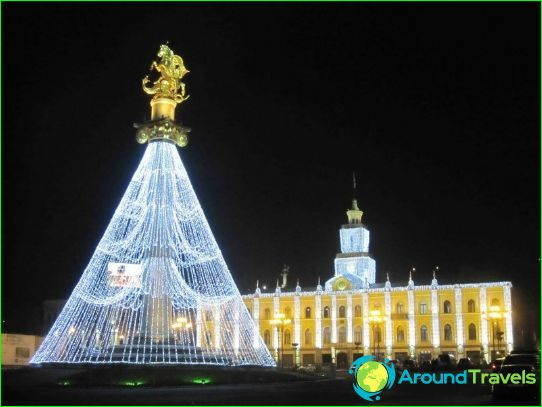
[3,3,540,338]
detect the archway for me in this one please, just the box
[336,352,349,369]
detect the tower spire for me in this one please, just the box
[346,172,363,224]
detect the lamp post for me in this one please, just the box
[368,309,384,359]
[488,305,503,361]
[270,313,291,368]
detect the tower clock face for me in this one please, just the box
[335,277,350,291]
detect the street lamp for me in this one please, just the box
[488,305,503,361]
[368,309,386,359]
[172,316,193,341]
[270,313,291,368]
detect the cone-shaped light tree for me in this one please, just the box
[31,45,275,366]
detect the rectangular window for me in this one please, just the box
[419,303,427,315]
[15,347,30,358]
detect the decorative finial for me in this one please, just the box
[408,267,415,289]
[255,280,261,295]
[385,272,391,291]
[295,279,301,293]
[275,279,281,294]
[136,44,191,147]
[431,266,439,288]
[316,276,323,291]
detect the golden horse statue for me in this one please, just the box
[142,44,189,104]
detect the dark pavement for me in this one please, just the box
[4,375,539,405]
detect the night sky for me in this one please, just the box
[3,3,540,340]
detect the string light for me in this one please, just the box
[31,141,275,366]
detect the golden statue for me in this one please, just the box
[135,44,191,148]
[142,44,190,104]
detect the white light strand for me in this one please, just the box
[362,292,370,352]
[431,289,440,348]
[331,295,337,343]
[407,290,416,351]
[504,286,514,351]
[31,141,275,366]
[384,291,392,349]
[294,295,301,348]
[347,295,353,343]
[315,294,322,348]
[454,288,464,348]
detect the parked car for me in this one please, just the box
[437,353,456,369]
[402,358,417,370]
[490,357,505,373]
[457,357,473,370]
[420,360,432,371]
[492,354,540,402]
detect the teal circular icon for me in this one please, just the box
[349,355,396,402]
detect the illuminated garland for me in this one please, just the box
[31,141,275,366]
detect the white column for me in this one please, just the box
[294,295,301,349]
[347,294,353,343]
[362,292,370,354]
[407,289,416,358]
[384,291,392,357]
[252,297,260,348]
[331,295,337,343]
[273,296,280,354]
[504,285,514,353]
[431,289,440,355]
[213,305,221,350]
[480,287,489,362]
[454,287,464,356]
[315,294,322,348]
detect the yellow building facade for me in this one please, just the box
[242,200,513,368]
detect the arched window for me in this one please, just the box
[419,303,427,315]
[339,306,346,318]
[420,325,428,342]
[284,329,291,345]
[354,305,362,317]
[354,326,362,343]
[396,302,404,314]
[304,329,312,345]
[338,326,347,343]
[491,298,500,306]
[305,307,312,318]
[397,327,405,343]
[443,300,452,314]
[264,330,270,345]
[323,327,331,344]
[467,299,476,313]
[323,306,330,318]
[264,308,270,320]
[444,324,452,341]
[468,323,477,340]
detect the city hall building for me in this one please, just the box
[242,199,513,368]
